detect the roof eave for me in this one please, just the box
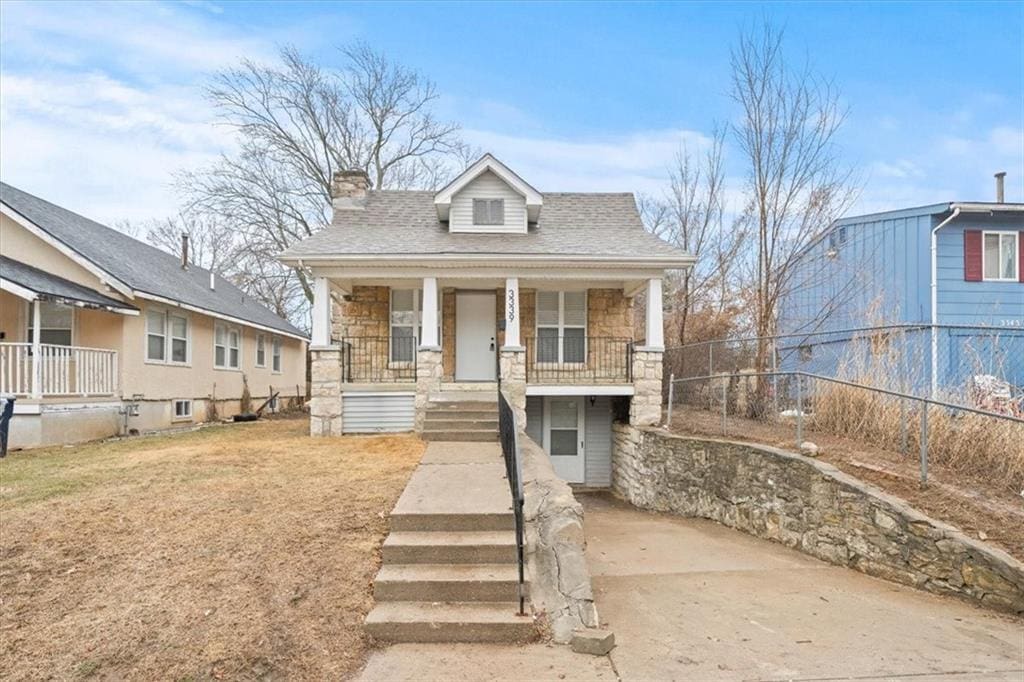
[279,252,695,269]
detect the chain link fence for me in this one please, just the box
[664,324,1024,416]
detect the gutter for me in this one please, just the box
[929,206,961,397]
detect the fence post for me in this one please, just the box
[919,400,929,485]
[899,397,908,456]
[796,373,803,447]
[771,338,779,415]
[666,373,675,428]
[708,343,714,411]
[720,376,727,436]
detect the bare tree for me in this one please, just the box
[642,131,747,347]
[145,213,238,273]
[730,22,858,414]
[178,43,471,328]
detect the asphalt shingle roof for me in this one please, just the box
[281,191,690,261]
[1,182,304,338]
[0,256,138,311]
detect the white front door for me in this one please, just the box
[543,396,585,483]
[455,292,497,381]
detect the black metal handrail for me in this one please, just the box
[338,336,417,383]
[523,335,634,384]
[497,389,526,615]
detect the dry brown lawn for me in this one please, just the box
[0,416,423,681]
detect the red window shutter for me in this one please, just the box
[1019,232,1024,282]
[963,230,983,282]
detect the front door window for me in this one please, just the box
[544,397,585,483]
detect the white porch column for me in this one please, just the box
[421,276,439,348]
[645,277,664,349]
[31,299,42,398]
[503,277,521,348]
[311,276,332,346]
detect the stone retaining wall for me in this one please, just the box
[520,435,599,642]
[612,426,1024,616]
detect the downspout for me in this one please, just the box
[930,206,961,397]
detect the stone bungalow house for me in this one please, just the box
[279,154,693,485]
[0,183,307,448]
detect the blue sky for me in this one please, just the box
[1,0,1021,225]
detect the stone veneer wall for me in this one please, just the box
[521,434,600,642]
[629,349,663,426]
[611,426,1024,616]
[309,346,343,437]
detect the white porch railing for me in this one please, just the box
[0,343,119,397]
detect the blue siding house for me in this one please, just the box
[777,199,1024,396]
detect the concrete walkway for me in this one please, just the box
[357,492,1024,681]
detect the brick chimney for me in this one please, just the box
[331,169,371,211]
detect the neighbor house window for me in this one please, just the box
[28,301,73,346]
[215,322,241,369]
[145,309,189,363]
[272,337,282,373]
[983,231,1019,281]
[472,198,504,225]
[255,334,266,367]
[173,399,192,420]
[536,291,586,364]
[390,289,442,363]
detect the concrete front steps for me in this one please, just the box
[421,391,499,442]
[365,441,534,644]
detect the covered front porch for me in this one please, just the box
[307,269,665,438]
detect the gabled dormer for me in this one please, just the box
[434,153,543,234]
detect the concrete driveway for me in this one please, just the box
[357,493,1023,681]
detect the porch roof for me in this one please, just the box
[280,191,694,267]
[0,256,139,314]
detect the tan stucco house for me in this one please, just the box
[0,182,308,449]
[279,154,693,487]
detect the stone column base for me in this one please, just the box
[310,345,343,437]
[499,347,527,430]
[415,347,443,432]
[630,348,663,427]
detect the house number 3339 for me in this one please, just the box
[506,290,517,322]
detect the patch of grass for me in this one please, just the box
[0,417,423,681]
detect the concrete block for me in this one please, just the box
[571,628,615,655]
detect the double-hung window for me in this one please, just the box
[536,291,587,364]
[983,232,1019,281]
[255,334,266,367]
[146,308,188,363]
[272,337,282,373]
[215,323,241,369]
[390,289,441,363]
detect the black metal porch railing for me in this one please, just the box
[497,389,526,616]
[338,336,417,383]
[523,336,634,384]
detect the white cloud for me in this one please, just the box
[463,128,714,195]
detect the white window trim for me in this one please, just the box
[214,322,243,371]
[981,230,1020,282]
[473,198,505,226]
[535,290,588,365]
[172,399,193,421]
[255,333,267,368]
[271,336,282,374]
[389,288,441,365]
[144,306,191,366]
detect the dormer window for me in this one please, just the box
[473,198,504,225]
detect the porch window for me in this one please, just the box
[255,334,266,367]
[389,289,441,363]
[536,291,586,363]
[28,301,73,346]
[215,322,241,369]
[272,337,282,373]
[983,231,1019,281]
